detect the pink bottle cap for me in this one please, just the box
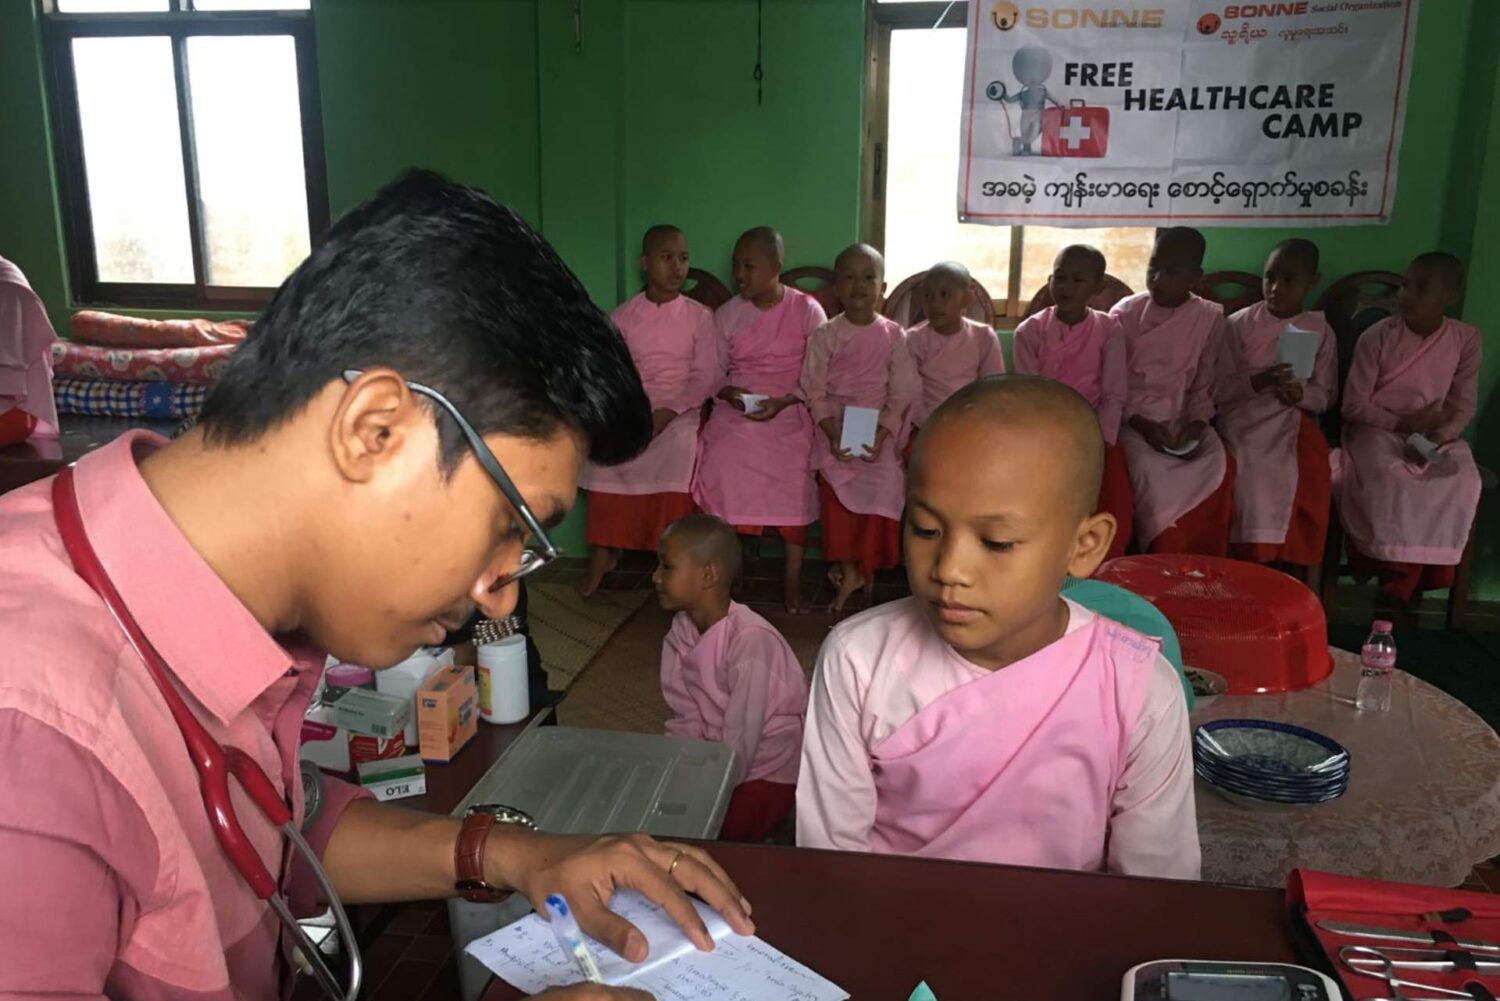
[1372,620,1393,632]
[325,664,375,689]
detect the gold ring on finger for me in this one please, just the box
[668,849,686,876]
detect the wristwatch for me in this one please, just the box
[454,803,537,903]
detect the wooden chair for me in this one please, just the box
[781,266,841,318]
[1194,271,1262,314]
[883,270,998,328]
[682,267,732,310]
[1021,274,1135,318]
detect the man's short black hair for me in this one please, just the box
[199,169,651,470]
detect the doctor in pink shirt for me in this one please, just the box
[0,171,752,1001]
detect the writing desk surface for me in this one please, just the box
[483,843,1300,999]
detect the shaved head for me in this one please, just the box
[926,260,972,292]
[918,375,1104,521]
[1269,237,1319,274]
[1412,250,1465,292]
[661,514,742,583]
[1056,244,1106,278]
[735,226,784,265]
[835,242,884,274]
[1153,226,1207,269]
[642,224,684,255]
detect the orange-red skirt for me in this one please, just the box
[1148,449,1238,558]
[719,779,796,843]
[584,490,696,551]
[1232,414,1332,567]
[818,478,902,578]
[1346,539,1457,602]
[1099,442,1134,562]
[732,523,810,547]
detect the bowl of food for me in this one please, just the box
[1185,666,1228,704]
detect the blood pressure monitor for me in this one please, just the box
[1123,960,1341,1001]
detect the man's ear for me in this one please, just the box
[1065,512,1117,580]
[329,369,427,485]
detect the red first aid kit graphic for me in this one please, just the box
[1041,100,1109,158]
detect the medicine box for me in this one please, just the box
[326,687,412,740]
[418,664,478,764]
[357,754,427,802]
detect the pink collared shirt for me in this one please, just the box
[0,431,368,1001]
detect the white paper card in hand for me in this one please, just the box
[1278,327,1319,380]
[465,889,849,1001]
[739,393,768,415]
[1406,432,1442,463]
[840,406,880,458]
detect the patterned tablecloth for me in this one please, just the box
[1193,647,1500,888]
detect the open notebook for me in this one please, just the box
[465,890,848,1000]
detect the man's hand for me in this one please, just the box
[717,386,751,412]
[651,408,677,437]
[536,987,652,1000]
[488,831,754,963]
[1250,363,1294,393]
[747,396,795,422]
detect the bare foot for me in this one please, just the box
[830,563,867,615]
[784,570,808,615]
[577,547,620,598]
[826,563,845,591]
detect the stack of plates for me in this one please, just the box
[1193,719,1350,807]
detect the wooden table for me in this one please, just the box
[481,843,1305,1001]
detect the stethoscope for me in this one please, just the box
[52,466,362,1000]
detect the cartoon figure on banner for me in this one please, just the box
[986,44,1110,159]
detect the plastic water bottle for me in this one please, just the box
[1356,620,1396,712]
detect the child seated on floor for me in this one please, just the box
[655,514,809,842]
[1216,238,1336,570]
[1111,226,1235,557]
[1013,244,1132,560]
[903,261,1005,445]
[1334,251,1482,602]
[797,375,1199,878]
[799,244,916,614]
[579,224,717,596]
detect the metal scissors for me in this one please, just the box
[1340,946,1494,1001]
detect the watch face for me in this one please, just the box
[300,760,324,829]
[467,804,537,828]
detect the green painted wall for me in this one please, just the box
[2,0,1495,592]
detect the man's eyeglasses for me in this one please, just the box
[342,370,561,591]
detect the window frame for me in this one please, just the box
[863,0,1150,323]
[41,1,329,311]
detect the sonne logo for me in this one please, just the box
[1224,2,1309,16]
[992,4,1166,31]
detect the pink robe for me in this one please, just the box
[904,318,1005,426]
[1012,306,1126,445]
[1217,303,1336,546]
[0,256,59,437]
[1334,317,1482,565]
[661,602,808,785]
[799,315,917,522]
[582,292,717,494]
[692,288,826,527]
[1111,292,1229,548]
[796,597,1199,877]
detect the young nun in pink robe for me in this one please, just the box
[798,376,1199,878]
[1111,227,1235,556]
[1334,252,1483,601]
[800,245,918,614]
[579,226,717,597]
[1013,244,1132,561]
[1217,239,1336,568]
[903,261,1004,457]
[0,255,59,445]
[693,227,827,613]
[654,515,808,842]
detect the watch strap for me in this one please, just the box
[454,811,508,903]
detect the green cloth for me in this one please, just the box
[1062,576,1193,710]
[908,982,939,1001]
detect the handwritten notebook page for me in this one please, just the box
[465,890,848,1000]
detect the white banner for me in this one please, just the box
[958,0,1420,227]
